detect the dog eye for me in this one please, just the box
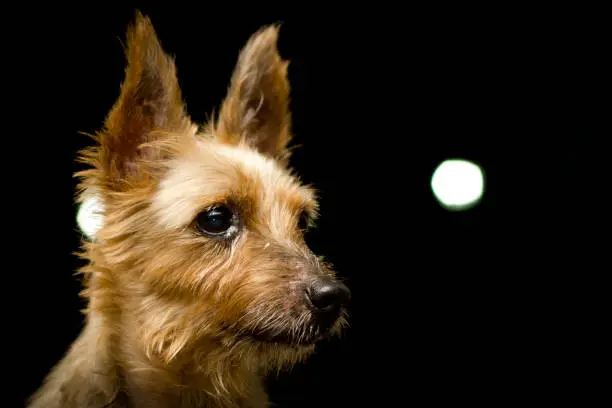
[196,206,237,237]
[298,211,310,231]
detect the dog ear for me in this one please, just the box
[94,12,194,187]
[214,25,292,163]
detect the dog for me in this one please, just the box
[28,11,349,408]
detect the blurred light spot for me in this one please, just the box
[431,159,484,211]
[77,195,104,239]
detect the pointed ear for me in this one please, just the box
[96,12,194,187]
[214,25,292,162]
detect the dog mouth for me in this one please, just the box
[229,325,323,347]
[222,305,347,348]
[226,319,335,347]
[247,328,324,346]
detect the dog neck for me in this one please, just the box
[116,313,266,408]
[28,272,268,408]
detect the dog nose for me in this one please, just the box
[306,279,350,316]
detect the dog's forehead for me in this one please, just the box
[211,143,287,181]
[152,139,315,230]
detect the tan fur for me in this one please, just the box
[28,11,347,408]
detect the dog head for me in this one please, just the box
[77,13,349,374]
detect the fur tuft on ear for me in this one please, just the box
[81,11,195,192]
[214,25,292,162]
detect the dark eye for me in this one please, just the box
[196,205,237,237]
[298,211,310,231]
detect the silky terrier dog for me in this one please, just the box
[28,12,349,408]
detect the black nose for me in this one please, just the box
[306,279,350,316]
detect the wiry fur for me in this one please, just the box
[28,12,347,408]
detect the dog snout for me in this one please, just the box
[305,278,350,319]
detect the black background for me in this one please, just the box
[9,4,589,407]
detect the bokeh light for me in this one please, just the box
[76,195,104,239]
[431,159,484,211]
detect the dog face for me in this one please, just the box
[77,13,349,372]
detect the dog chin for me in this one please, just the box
[228,324,329,350]
[248,331,323,347]
[226,314,345,351]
